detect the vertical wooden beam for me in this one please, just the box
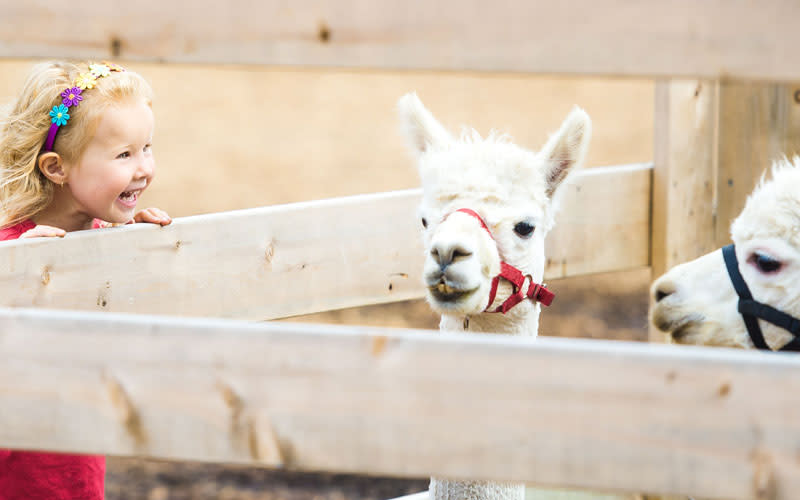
[651,80,718,293]
[653,81,800,284]
[714,83,800,246]
[648,79,800,499]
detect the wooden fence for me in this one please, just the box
[2,2,800,499]
[0,164,651,316]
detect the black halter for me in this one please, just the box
[722,244,800,352]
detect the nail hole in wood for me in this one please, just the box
[318,23,331,43]
[110,37,122,57]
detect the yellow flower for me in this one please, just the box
[75,72,97,90]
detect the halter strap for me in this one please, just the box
[454,208,492,236]
[722,244,800,352]
[451,208,554,313]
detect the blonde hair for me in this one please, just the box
[0,61,153,228]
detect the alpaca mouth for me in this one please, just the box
[428,281,477,303]
[652,311,704,344]
[670,324,695,342]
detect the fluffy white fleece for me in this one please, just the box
[397,93,592,500]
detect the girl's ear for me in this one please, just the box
[37,153,67,185]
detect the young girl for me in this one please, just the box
[0,61,171,498]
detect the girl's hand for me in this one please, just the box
[133,208,172,226]
[20,224,66,238]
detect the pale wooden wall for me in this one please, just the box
[0,60,653,217]
[3,1,800,80]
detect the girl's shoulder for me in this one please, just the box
[0,219,35,241]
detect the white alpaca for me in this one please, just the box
[398,93,591,500]
[651,157,800,351]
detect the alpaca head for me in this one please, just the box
[651,158,800,349]
[397,93,591,318]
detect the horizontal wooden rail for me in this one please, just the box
[3,1,800,81]
[0,163,651,319]
[1,307,799,499]
[390,489,634,500]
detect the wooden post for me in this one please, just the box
[649,79,800,499]
[652,81,800,329]
[714,82,800,247]
[651,79,719,315]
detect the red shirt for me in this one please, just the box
[0,219,105,500]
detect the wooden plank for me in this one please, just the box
[651,81,800,273]
[388,489,638,500]
[650,81,800,340]
[650,81,718,342]
[544,164,650,279]
[651,80,718,279]
[0,164,651,319]
[1,307,799,499]
[714,83,800,247]
[388,493,429,500]
[1,1,800,81]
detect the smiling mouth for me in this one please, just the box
[118,189,141,206]
[428,281,477,302]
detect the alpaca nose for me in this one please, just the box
[652,277,677,303]
[430,243,473,269]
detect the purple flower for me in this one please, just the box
[61,87,83,107]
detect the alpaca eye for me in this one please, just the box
[421,217,428,228]
[513,221,535,238]
[748,252,782,274]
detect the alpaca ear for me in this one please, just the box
[397,92,453,155]
[540,106,592,198]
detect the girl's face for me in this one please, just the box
[65,99,155,224]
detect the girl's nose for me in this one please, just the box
[135,156,155,179]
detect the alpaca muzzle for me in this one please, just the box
[444,208,554,314]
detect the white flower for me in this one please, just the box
[89,63,111,78]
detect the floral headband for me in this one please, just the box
[43,62,125,152]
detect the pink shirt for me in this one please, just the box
[0,219,105,500]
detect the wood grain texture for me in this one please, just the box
[390,489,637,500]
[0,164,651,319]
[651,80,718,282]
[1,1,799,81]
[1,307,799,499]
[714,83,800,246]
[650,81,800,342]
[544,164,650,279]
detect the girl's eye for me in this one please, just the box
[144,144,152,152]
[513,221,535,238]
[116,151,130,159]
[421,217,428,229]
[748,252,783,274]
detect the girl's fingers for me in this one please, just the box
[134,208,172,226]
[20,225,66,238]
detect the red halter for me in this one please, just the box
[450,208,555,313]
